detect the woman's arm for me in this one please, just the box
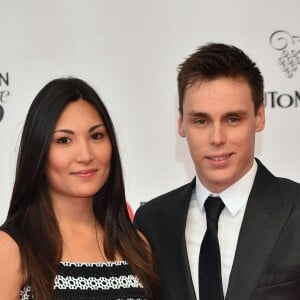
[0,230,24,299]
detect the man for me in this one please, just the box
[134,43,300,300]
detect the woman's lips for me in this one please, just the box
[71,169,98,178]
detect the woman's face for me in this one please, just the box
[46,99,112,203]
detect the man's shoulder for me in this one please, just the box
[133,179,195,230]
[256,158,300,197]
[151,180,194,202]
[277,176,300,196]
[256,159,300,189]
[135,179,195,215]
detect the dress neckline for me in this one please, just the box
[59,260,128,266]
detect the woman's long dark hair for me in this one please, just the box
[4,78,158,299]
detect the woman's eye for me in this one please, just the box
[57,137,71,144]
[91,132,103,140]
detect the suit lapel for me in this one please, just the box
[226,160,294,300]
[163,178,197,300]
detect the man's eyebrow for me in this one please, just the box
[187,110,248,118]
[187,111,210,117]
[224,110,248,116]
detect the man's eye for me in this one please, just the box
[57,137,71,144]
[195,119,207,125]
[228,117,240,123]
[91,132,103,140]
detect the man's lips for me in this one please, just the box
[206,154,232,161]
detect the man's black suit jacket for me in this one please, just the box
[134,159,300,300]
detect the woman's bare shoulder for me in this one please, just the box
[0,230,23,299]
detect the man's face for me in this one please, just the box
[178,77,265,193]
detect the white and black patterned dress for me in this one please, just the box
[1,222,148,299]
[20,261,147,300]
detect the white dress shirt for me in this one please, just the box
[185,160,257,300]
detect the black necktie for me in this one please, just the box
[199,196,225,300]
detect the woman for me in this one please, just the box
[0,78,158,299]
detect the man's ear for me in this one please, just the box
[255,104,265,132]
[178,115,186,137]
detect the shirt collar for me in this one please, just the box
[196,160,257,216]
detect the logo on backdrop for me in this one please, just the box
[265,31,300,109]
[264,90,300,108]
[270,30,300,79]
[0,72,10,122]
